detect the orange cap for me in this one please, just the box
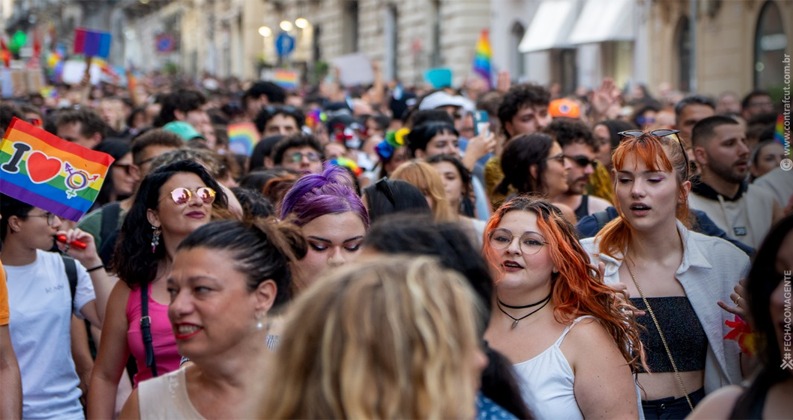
[549,98,581,119]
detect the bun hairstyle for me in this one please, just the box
[177,217,306,309]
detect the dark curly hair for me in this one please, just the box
[112,159,228,287]
[55,108,109,140]
[154,88,207,127]
[497,84,550,137]
[546,118,598,151]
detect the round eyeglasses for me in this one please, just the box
[28,211,60,227]
[488,228,548,255]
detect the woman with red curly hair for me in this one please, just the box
[483,195,644,419]
[581,130,749,418]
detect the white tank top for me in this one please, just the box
[513,316,644,420]
[513,316,592,420]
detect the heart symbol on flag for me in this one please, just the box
[26,151,63,184]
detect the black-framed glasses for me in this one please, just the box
[28,211,59,227]
[164,187,217,205]
[489,228,548,255]
[565,155,598,169]
[618,129,689,179]
[289,151,322,163]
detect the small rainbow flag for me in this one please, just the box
[472,29,492,87]
[272,69,298,90]
[227,122,260,156]
[0,118,114,221]
[775,114,786,147]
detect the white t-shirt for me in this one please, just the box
[5,249,95,420]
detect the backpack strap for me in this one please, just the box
[140,282,158,377]
[61,254,78,308]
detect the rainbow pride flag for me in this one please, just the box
[473,29,492,87]
[0,118,114,221]
[227,122,259,156]
[775,114,786,146]
[272,69,298,90]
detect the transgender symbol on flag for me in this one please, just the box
[0,118,114,221]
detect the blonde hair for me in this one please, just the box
[259,255,484,419]
[391,160,456,222]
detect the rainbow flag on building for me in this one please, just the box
[0,118,114,221]
[227,122,260,156]
[473,29,492,87]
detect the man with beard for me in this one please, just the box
[547,119,610,221]
[689,116,782,248]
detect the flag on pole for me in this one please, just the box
[473,29,493,87]
[0,118,114,221]
[73,28,112,59]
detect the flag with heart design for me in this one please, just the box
[0,117,113,221]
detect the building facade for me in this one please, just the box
[491,0,792,98]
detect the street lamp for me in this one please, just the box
[258,26,272,37]
[279,20,293,32]
[295,18,309,29]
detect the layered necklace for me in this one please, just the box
[496,293,552,329]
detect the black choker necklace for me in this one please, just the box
[496,293,552,329]
[497,295,550,309]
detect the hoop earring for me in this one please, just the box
[151,226,161,253]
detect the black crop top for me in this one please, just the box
[630,296,708,373]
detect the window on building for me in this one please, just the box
[342,0,359,53]
[754,0,787,97]
[675,16,691,92]
[510,21,526,78]
[551,49,577,96]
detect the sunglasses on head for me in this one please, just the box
[618,129,689,179]
[166,187,217,205]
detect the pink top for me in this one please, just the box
[126,286,181,386]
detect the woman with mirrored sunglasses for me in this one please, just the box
[580,131,749,418]
[483,195,644,419]
[86,160,229,419]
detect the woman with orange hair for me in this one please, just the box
[581,130,749,418]
[483,195,643,419]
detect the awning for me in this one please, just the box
[568,0,635,45]
[518,0,578,53]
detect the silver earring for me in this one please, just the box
[151,226,161,253]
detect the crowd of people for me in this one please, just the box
[0,67,792,419]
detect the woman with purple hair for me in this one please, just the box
[280,165,369,290]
